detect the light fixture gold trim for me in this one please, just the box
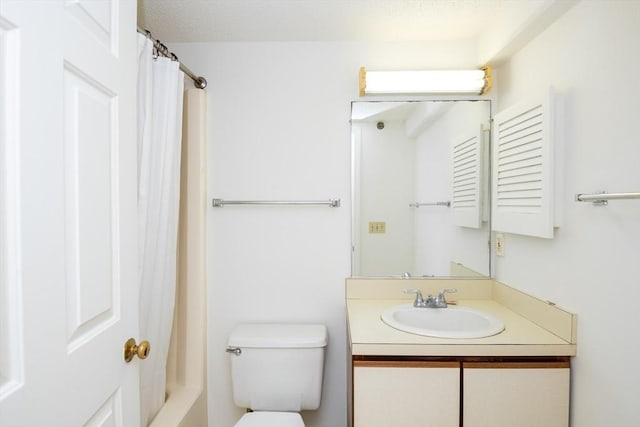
[481,65,493,95]
[359,66,367,97]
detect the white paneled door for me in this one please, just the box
[0,1,140,426]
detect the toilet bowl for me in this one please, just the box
[226,323,328,427]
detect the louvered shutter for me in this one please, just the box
[492,90,556,238]
[452,125,484,228]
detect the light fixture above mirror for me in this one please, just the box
[359,66,492,96]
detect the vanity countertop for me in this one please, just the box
[346,279,577,357]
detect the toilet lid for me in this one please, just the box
[234,412,305,427]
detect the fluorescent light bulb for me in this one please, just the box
[359,67,491,96]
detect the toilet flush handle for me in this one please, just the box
[226,347,242,356]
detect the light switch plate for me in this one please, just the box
[368,221,386,233]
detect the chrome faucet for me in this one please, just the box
[404,289,457,308]
[404,289,426,306]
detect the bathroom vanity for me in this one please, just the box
[346,278,577,427]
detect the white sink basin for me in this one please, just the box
[381,304,505,339]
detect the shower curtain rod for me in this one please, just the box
[137,26,208,89]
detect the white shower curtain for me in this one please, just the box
[136,34,185,426]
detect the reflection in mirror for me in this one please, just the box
[351,100,491,278]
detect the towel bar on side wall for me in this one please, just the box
[575,191,640,206]
[212,198,341,208]
[409,201,451,208]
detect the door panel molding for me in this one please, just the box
[0,12,23,400]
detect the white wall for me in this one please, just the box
[494,1,640,426]
[172,41,478,427]
[413,106,454,276]
[414,101,491,276]
[354,120,415,276]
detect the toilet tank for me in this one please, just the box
[227,323,327,412]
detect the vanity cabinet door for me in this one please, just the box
[463,361,570,427]
[353,361,460,427]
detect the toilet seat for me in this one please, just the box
[234,411,305,427]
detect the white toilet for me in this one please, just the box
[227,323,328,427]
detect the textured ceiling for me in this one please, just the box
[137,0,531,43]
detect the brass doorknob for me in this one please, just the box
[124,338,151,363]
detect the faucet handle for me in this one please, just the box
[403,289,425,307]
[437,289,457,305]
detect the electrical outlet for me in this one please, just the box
[495,233,505,256]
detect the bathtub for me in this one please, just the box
[150,89,208,427]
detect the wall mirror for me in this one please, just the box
[351,100,492,278]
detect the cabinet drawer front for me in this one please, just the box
[463,367,570,427]
[354,365,459,427]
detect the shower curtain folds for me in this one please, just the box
[136,34,185,427]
